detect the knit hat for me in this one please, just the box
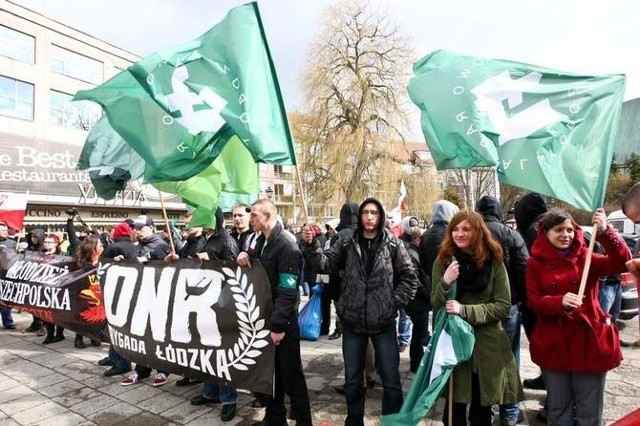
[113,222,132,239]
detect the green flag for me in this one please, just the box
[381,283,475,426]
[74,1,296,184]
[408,50,625,211]
[77,116,145,199]
[154,136,259,228]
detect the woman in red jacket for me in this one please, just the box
[527,209,630,426]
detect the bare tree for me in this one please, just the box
[448,167,497,209]
[294,0,413,208]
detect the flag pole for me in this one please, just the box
[157,190,176,256]
[577,223,598,301]
[448,374,454,426]
[294,166,309,225]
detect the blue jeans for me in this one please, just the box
[599,282,622,322]
[203,382,237,404]
[500,304,522,424]
[301,281,310,296]
[397,309,411,346]
[343,325,403,425]
[108,345,131,371]
[1,308,13,327]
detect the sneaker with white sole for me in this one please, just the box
[153,373,169,387]
[121,373,145,386]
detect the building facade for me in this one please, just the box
[1,0,188,231]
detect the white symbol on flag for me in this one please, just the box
[161,66,227,135]
[471,71,567,145]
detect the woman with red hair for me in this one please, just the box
[432,211,522,426]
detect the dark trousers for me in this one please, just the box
[134,365,166,378]
[343,325,403,426]
[321,283,340,335]
[543,370,606,426]
[405,306,428,372]
[264,322,312,426]
[443,373,492,426]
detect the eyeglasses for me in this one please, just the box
[44,240,56,244]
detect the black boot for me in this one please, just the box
[42,323,56,344]
[74,334,86,349]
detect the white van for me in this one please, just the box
[607,209,639,234]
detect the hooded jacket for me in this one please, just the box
[103,223,135,260]
[26,228,46,252]
[476,195,528,304]
[527,223,629,373]
[514,193,548,252]
[135,232,171,260]
[303,198,418,334]
[201,208,238,261]
[419,200,459,281]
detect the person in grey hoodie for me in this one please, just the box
[419,200,460,284]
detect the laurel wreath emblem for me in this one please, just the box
[222,266,270,371]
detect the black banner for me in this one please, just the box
[0,250,106,340]
[0,251,276,395]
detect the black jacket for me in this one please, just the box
[135,233,171,260]
[405,241,430,311]
[514,192,548,252]
[179,234,207,259]
[419,200,459,283]
[303,198,418,334]
[102,237,136,260]
[251,221,303,333]
[476,195,529,304]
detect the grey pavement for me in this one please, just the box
[1,310,639,426]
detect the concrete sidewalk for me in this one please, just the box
[1,310,639,425]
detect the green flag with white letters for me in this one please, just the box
[408,50,625,211]
[74,1,296,184]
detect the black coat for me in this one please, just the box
[102,237,135,260]
[251,222,303,333]
[476,195,529,305]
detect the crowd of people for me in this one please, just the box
[1,186,639,426]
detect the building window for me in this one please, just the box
[51,45,103,84]
[274,184,284,196]
[50,90,101,130]
[0,26,35,63]
[274,165,283,174]
[0,75,34,120]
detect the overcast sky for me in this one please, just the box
[14,0,640,120]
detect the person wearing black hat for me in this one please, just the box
[513,193,548,393]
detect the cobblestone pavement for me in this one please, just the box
[1,310,639,425]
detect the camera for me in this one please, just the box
[66,207,78,216]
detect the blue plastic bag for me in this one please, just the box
[298,284,323,341]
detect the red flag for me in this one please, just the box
[0,192,27,230]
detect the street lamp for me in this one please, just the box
[265,186,274,201]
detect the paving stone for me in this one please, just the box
[69,394,121,417]
[39,379,86,398]
[160,400,212,424]
[11,401,68,425]
[1,393,50,416]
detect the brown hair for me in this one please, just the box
[75,234,101,267]
[437,210,503,268]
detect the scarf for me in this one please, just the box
[454,250,492,300]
